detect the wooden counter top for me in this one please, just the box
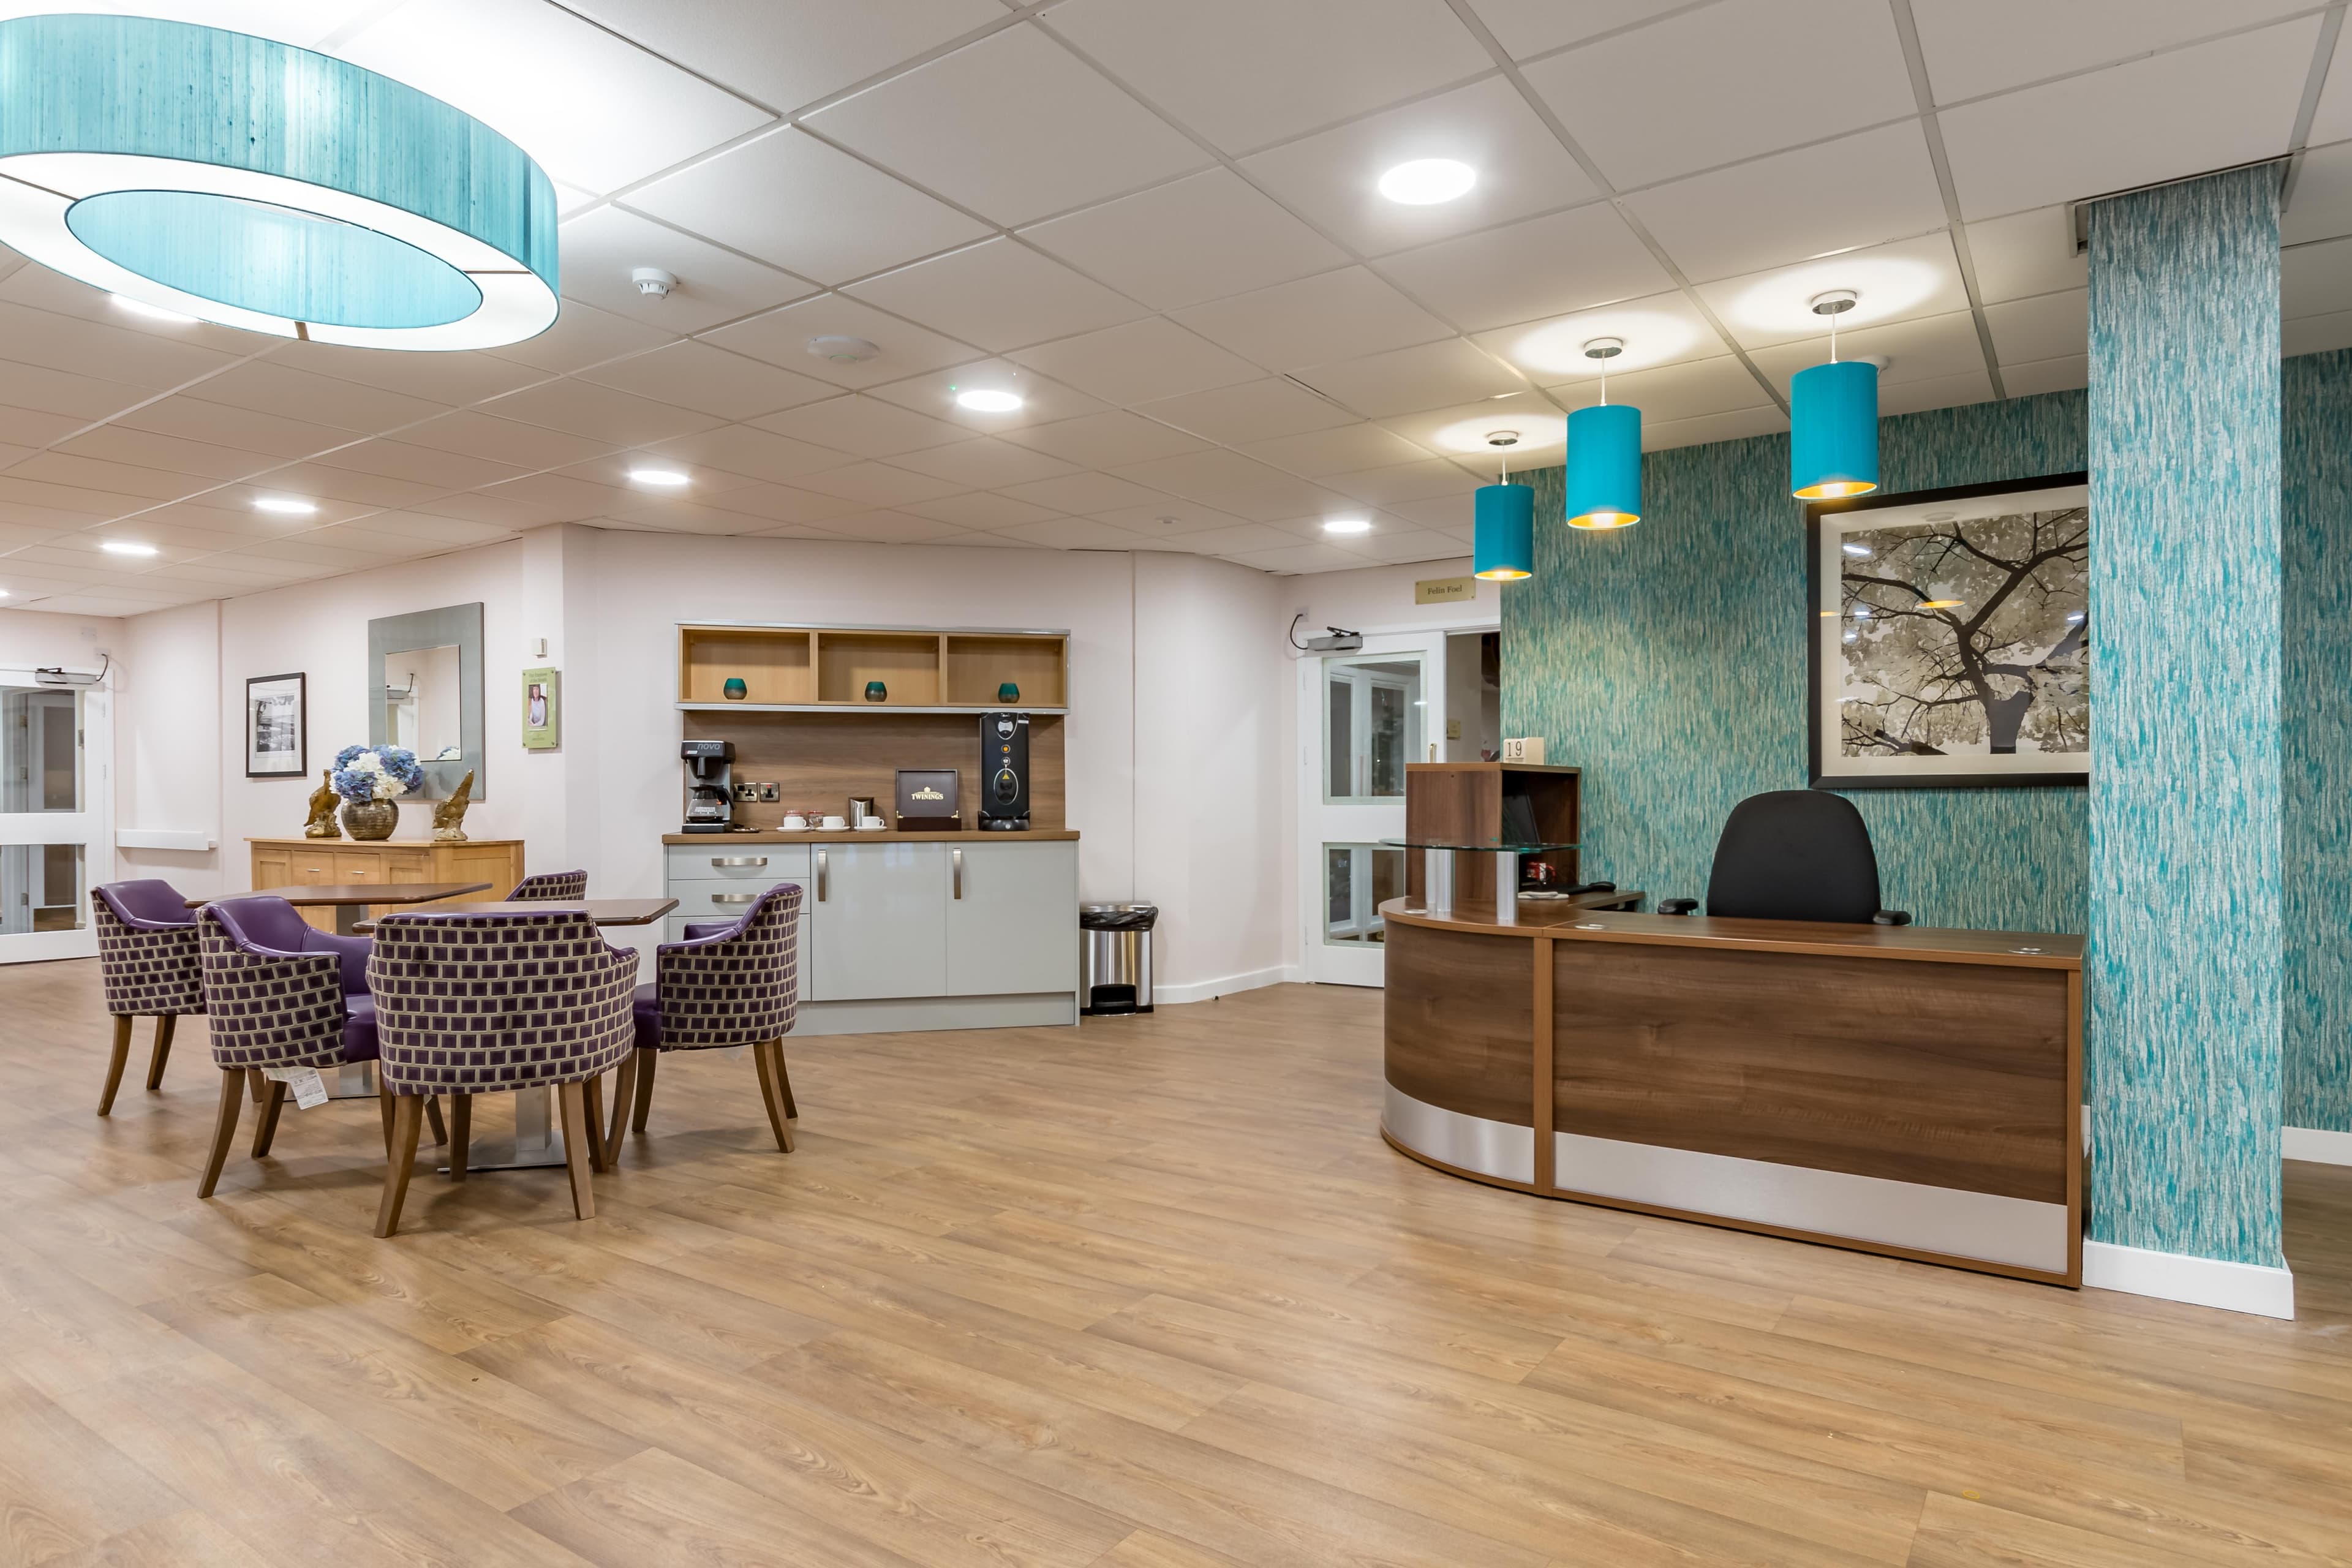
[1380,898,2081,970]
[662,828,1079,845]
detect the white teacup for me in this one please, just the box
[820,814,847,830]
[780,813,809,830]
[856,816,886,830]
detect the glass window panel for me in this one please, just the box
[1325,675,1352,799]
[1,687,81,813]
[1322,654,1422,802]
[1,842,85,933]
[1322,843,1404,945]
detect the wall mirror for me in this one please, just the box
[368,602,483,800]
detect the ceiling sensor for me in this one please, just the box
[631,267,677,298]
[1486,431,1520,447]
[1809,288,1859,317]
[1582,337,1625,360]
[807,334,878,364]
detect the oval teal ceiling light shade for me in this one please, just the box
[1472,480,1535,581]
[0,13,557,350]
[1790,291,1879,500]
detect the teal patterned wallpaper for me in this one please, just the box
[2085,167,2280,1267]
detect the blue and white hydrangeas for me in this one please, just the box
[331,744,423,803]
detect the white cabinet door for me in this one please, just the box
[807,842,947,1000]
[945,841,1077,997]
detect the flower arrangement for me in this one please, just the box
[330,744,423,803]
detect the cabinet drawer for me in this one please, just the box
[665,845,810,883]
[668,879,809,924]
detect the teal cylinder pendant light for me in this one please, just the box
[0,13,558,350]
[1790,291,1879,500]
[1563,337,1642,529]
[1472,480,1535,581]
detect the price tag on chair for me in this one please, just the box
[262,1067,328,1109]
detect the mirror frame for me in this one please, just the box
[368,601,484,801]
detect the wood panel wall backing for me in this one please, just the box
[944,636,1068,707]
[681,631,812,704]
[1382,924,1534,1128]
[682,710,1065,830]
[815,633,944,706]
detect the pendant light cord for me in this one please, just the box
[1829,310,1838,366]
[1599,355,1608,407]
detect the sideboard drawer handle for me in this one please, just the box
[711,856,767,868]
[708,892,760,905]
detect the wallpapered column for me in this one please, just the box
[2086,166,2283,1266]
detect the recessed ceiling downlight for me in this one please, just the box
[253,496,317,516]
[100,540,157,556]
[1323,518,1373,535]
[628,467,691,488]
[1378,158,1477,206]
[954,388,1023,413]
[0,14,559,351]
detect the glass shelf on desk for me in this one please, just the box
[1381,839,1578,927]
[1378,839,1579,853]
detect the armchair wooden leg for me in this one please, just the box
[374,1095,424,1238]
[582,1075,608,1174]
[752,1041,794,1153]
[603,1052,639,1169]
[423,1095,447,1147]
[145,1014,177,1091]
[775,1047,797,1120]
[377,1077,395,1161]
[97,1016,134,1116]
[250,1077,288,1158]
[556,1081,595,1221]
[630,1048,657,1133]
[447,1095,471,1183]
[197,1068,244,1198]
[249,1068,265,1104]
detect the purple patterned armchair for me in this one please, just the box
[506,869,587,901]
[366,908,636,1237]
[195,896,423,1201]
[92,880,203,1114]
[616,883,802,1161]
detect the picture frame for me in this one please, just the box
[521,666,560,751]
[244,671,306,778]
[1807,473,2089,791]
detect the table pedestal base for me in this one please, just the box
[436,1085,568,1173]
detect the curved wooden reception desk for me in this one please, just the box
[1382,899,2084,1286]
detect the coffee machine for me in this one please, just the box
[680,740,736,833]
[979,711,1030,830]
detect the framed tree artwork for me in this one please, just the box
[244,671,307,778]
[1807,473,2089,790]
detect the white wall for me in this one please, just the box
[116,601,223,895]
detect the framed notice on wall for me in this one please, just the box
[1807,473,2089,790]
[521,667,560,750]
[244,671,306,778]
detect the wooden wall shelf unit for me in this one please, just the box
[679,623,1068,712]
[1404,762,1580,904]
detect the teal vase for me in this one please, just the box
[722,677,747,700]
[865,680,887,703]
[998,681,1019,703]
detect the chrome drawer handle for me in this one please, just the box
[710,856,767,868]
[709,892,760,905]
[953,846,963,900]
[816,847,827,902]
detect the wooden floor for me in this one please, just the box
[4,961,2351,1568]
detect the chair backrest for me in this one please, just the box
[656,882,802,1049]
[507,869,587,901]
[208,894,371,992]
[198,905,348,1068]
[1703,791,1885,924]
[93,879,203,1017]
[367,909,635,1095]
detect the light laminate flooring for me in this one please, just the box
[4,957,2351,1567]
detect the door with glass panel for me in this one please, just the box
[0,672,111,962]
[1300,636,1442,987]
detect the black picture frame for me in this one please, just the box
[244,671,307,779]
[1806,473,2090,791]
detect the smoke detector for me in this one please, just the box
[631,267,677,298]
[806,334,880,364]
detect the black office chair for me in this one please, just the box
[1657,790,1910,925]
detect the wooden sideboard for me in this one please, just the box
[249,837,526,931]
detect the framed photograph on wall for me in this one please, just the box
[1807,473,2089,790]
[521,666,560,750]
[244,672,306,778]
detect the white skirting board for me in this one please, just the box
[2284,1126,2352,1166]
[2082,1240,2294,1319]
[1153,963,1292,1006]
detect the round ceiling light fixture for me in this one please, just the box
[252,496,317,516]
[1378,157,1477,206]
[1431,409,1565,454]
[628,467,692,488]
[100,540,157,556]
[954,387,1023,413]
[1727,252,1939,338]
[0,14,558,352]
[1322,518,1373,535]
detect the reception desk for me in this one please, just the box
[1381,897,2082,1286]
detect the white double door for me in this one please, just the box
[0,670,112,963]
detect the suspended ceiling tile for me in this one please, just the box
[701,295,979,389]
[0,299,249,390]
[1374,204,1670,335]
[0,359,149,426]
[1314,458,1482,507]
[1693,232,1969,352]
[1107,447,1343,521]
[1746,310,1989,397]
[2285,309,2352,356]
[1144,520,1305,555]
[1019,168,1349,313]
[862,359,1112,429]
[1388,491,1476,530]
[1964,206,2086,304]
[1332,526,1471,564]
[1525,0,1914,190]
[844,239,1149,353]
[0,471,157,518]
[575,341,842,421]
[886,437,1081,491]
[482,298,679,376]
[1629,123,1948,286]
[633,424,856,486]
[0,263,266,356]
[1549,355,1773,424]
[805,509,974,544]
[324,510,519,549]
[1,451,214,503]
[1457,0,1691,61]
[1291,339,1525,420]
[1939,17,2320,221]
[1134,377,1357,446]
[110,395,345,461]
[1011,318,1261,407]
[1879,369,1997,417]
[1172,266,1453,372]
[476,379,725,447]
[2285,235,2352,320]
[133,496,340,537]
[2000,353,2089,396]
[557,206,817,335]
[0,399,96,450]
[2286,143,2352,247]
[1086,499,1252,536]
[559,0,1005,115]
[334,0,776,194]
[996,470,1163,514]
[625,128,991,288]
[184,361,450,433]
[1046,0,1492,155]
[1223,541,1374,575]
[1983,289,2087,365]
[929,529,1038,548]
[984,515,1154,551]
[997,410,1211,468]
[434,472,633,528]
[791,460,971,508]
[806,24,1208,227]
[1474,288,1729,382]
[2313,40,2352,146]
[1911,0,2312,105]
[1641,404,1787,451]
[752,393,972,458]
[271,339,550,407]
[1377,388,1567,462]
[394,412,617,472]
[1236,422,1432,478]
[53,426,282,483]
[896,491,1065,530]
[699,481,865,525]
[220,460,439,510]
[304,438,528,492]
[1242,77,1598,257]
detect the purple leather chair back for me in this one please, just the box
[93,879,203,1017]
[367,910,635,1096]
[653,883,801,1050]
[208,895,372,994]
